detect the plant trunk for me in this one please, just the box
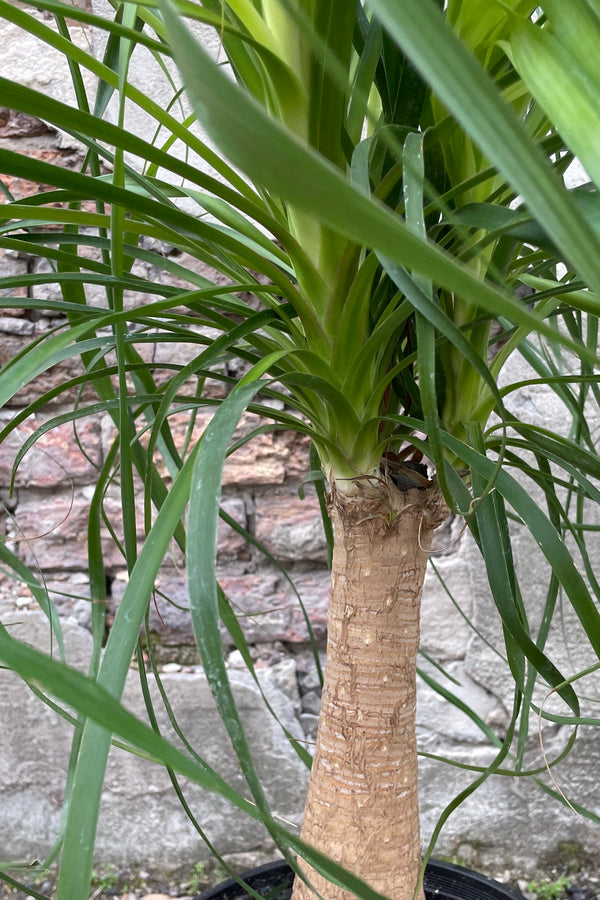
[292,476,447,900]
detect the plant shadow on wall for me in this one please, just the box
[1,1,600,899]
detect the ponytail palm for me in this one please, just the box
[1,2,600,900]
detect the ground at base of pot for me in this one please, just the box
[0,860,214,900]
[0,857,598,900]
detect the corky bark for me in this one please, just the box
[292,476,447,900]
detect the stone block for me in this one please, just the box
[417,660,510,747]
[0,110,55,139]
[418,744,524,867]
[0,316,34,334]
[0,14,96,151]
[269,657,301,713]
[296,658,324,695]
[0,609,309,868]
[298,713,319,741]
[0,570,95,630]
[0,609,93,861]
[462,516,600,718]
[420,554,473,661]
[30,256,69,306]
[93,665,309,866]
[92,0,228,194]
[417,731,600,876]
[0,248,29,301]
[300,690,321,716]
[254,490,327,563]
[499,348,597,439]
[45,574,95,628]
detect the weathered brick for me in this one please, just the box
[225,438,286,485]
[217,495,250,560]
[12,472,248,576]
[219,568,329,643]
[0,416,102,488]
[109,565,330,648]
[0,110,54,139]
[280,430,312,480]
[122,408,309,487]
[133,327,228,398]
[110,573,192,647]
[0,331,92,407]
[13,486,152,572]
[218,572,291,644]
[0,148,83,201]
[283,569,330,642]
[13,492,94,571]
[223,413,308,486]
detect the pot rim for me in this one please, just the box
[197,857,523,900]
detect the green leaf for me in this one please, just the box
[187,379,275,820]
[403,130,449,493]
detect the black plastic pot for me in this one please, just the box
[197,858,523,900]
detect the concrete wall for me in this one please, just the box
[1,5,600,881]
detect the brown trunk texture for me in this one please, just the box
[292,477,447,900]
